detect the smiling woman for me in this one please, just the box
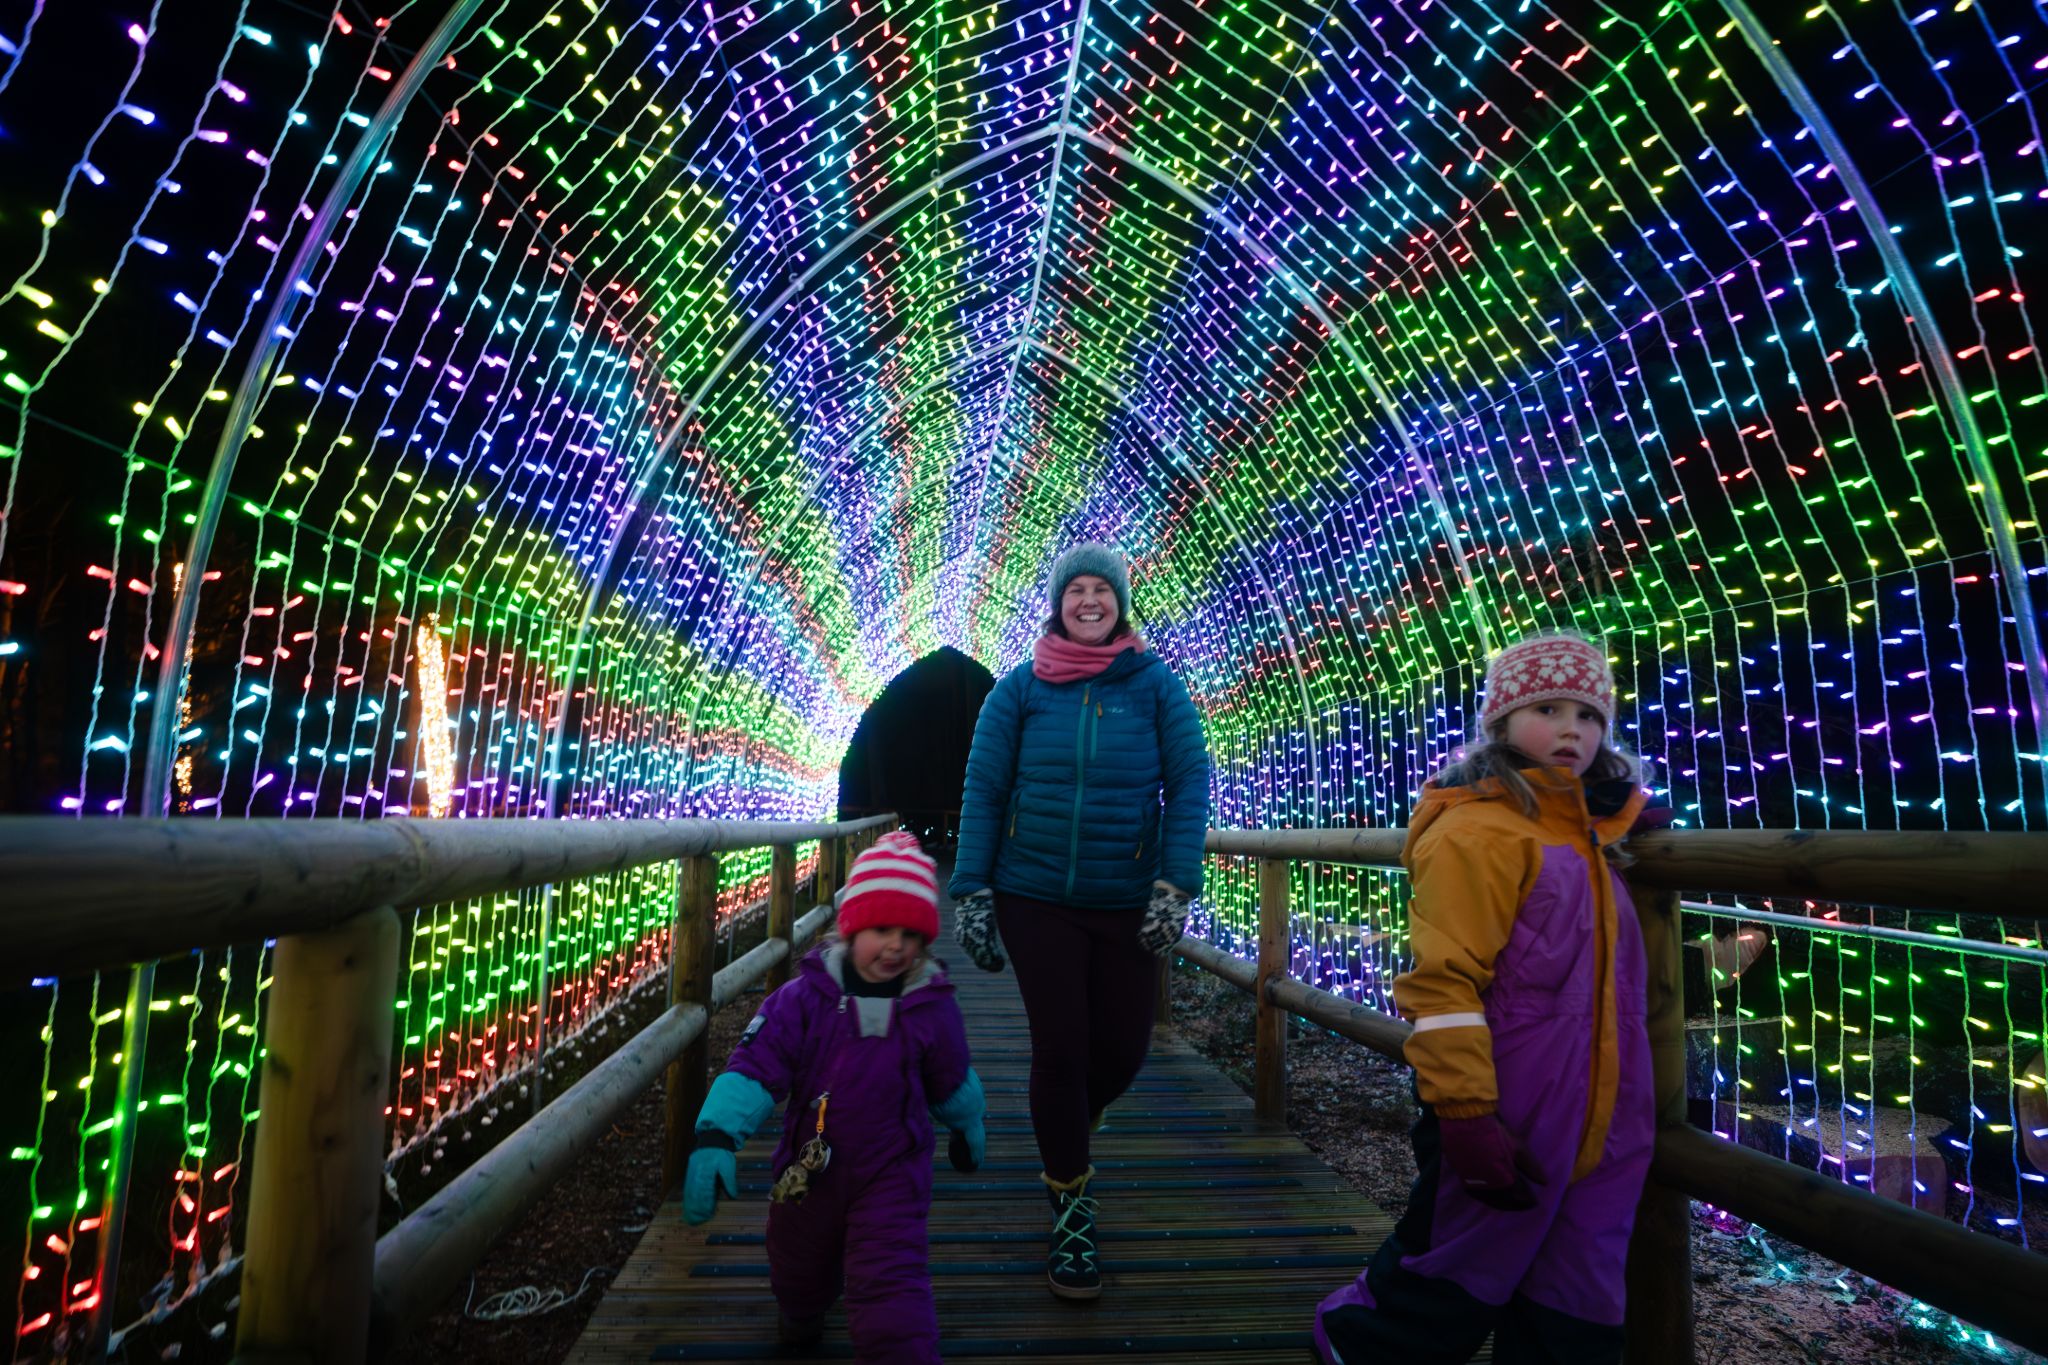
[948,541,1212,1301]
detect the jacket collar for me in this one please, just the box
[1405,764,1647,856]
[800,942,951,1004]
[800,943,952,1038]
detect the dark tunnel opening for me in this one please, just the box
[837,648,995,849]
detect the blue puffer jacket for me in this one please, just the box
[949,647,1210,910]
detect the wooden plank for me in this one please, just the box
[1254,859,1289,1123]
[1201,827,2048,920]
[235,907,400,1365]
[568,900,1397,1363]
[1625,878,1695,1365]
[765,845,796,991]
[0,814,897,980]
[665,855,719,1196]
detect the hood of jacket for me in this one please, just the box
[795,942,954,1036]
[1404,765,1646,863]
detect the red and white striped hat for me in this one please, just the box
[836,831,941,941]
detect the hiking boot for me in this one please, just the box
[776,1310,825,1348]
[1044,1167,1101,1300]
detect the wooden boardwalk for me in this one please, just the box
[569,909,1393,1362]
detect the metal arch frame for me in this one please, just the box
[1717,0,2048,751]
[516,129,1060,1098]
[951,0,1097,632]
[103,4,492,1358]
[536,125,1065,822]
[665,329,1330,834]
[1024,336,1328,819]
[554,114,1510,833]
[655,329,1327,859]
[1060,126,1498,661]
[672,335,1032,802]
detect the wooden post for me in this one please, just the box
[1625,878,1694,1364]
[664,854,719,1195]
[767,844,796,989]
[1254,858,1290,1124]
[235,905,401,1365]
[813,838,837,910]
[1155,952,1173,1025]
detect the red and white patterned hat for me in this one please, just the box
[1479,633,1615,730]
[836,831,940,941]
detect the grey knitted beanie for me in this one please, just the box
[1050,543,1131,617]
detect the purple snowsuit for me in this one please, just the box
[1315,771,1657,1364]
[724,944,970,1364]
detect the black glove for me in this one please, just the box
[954,889,1005,972]
[948,1121,984,1173]
[1136,881,1192,956]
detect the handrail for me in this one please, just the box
[0,818,2031,981]
[1173,840,2048,1361]
[365,898,837,1348]
[4,815,2042,1361]
[242,820,878,1364]
[1204,826,2048,918]
[0,813,896,980]
[0,812,889,1365]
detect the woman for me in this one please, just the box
[948,542,1211,1301]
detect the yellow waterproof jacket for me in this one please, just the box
[1394,768,1647,1181]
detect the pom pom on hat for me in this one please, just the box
[1050,543,1131,617]
[836,831,941,942]
[1479,633,1615,730]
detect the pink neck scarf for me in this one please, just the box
[1032,630,1145,684]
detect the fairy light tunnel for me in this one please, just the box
[0,0,2044,1352]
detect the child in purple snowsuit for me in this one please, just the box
[683,833,984,1363]
[1314,633,1660,1365]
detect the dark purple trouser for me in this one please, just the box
[1312,1099,1645,1365]
[997,892,1160,1183]
[767,1161,937,1364]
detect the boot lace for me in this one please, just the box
[1051,1190,1099,1270]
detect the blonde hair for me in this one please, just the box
[1433,710,1645,862]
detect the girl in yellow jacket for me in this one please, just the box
[1314,632,1660,1365]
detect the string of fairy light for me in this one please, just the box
[0,0,2042,1353]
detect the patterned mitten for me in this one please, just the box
[1136,881,1192,956]
[954,890,1006,972]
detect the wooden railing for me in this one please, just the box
[1180,827,2048,1361]
[5,819,2045,1361]
[0,813,898,1365]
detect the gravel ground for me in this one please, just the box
[360,943,2042,1365]
[1164,962,2043,1365]
[384,986,763,1365]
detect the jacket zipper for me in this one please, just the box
[1065,684,1090,902]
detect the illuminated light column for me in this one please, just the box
[171,563,192,812]
[415,615,456,819]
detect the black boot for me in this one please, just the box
[776,1310,824,1350]
[1044,1167,1101,1300]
